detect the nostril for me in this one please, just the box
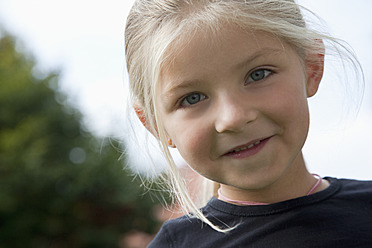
[215,110,257,133]
[214,93,258,133]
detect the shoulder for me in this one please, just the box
[147,204,227,248]
[330,177,372,195]
[147,214,204,248]
[330,177,372,202]
[147,221,173,248]
[336,177,372,187]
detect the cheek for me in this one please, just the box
[278,90,310,145]
[265,79,310,135]
[167,120,209,155]
[278,94,309,124]
[178,131,201,155]
[168,120,214,172]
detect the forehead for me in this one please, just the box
[160,25,288,85]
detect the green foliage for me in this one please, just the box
[0,32,160,247]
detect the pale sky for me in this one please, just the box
[0,0,371,179]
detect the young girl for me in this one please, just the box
[124,0,372,247]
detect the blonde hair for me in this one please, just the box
[124,0,362,232]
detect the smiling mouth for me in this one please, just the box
[230,140,262,153]
[224,137,271,158]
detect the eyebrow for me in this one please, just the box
[162,47,284,98]
[233,48,284,70]
[161,79,204,103]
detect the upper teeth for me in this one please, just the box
[232,140,261,153]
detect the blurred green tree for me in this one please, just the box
[0,32,160,247]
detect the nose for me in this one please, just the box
[215,92,258,133]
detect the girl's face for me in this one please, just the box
[157,26,321,194]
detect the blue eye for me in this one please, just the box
[180,93,206,107]
[246,69,272,84]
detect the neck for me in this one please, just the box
[218,174,322,205]
[218,154,328,205]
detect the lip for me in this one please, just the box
[223,136,272,159]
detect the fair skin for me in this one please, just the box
[143,26,329,204]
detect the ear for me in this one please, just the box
[305,40,325,97]
[134,105,159,138]
[134,105,147,127]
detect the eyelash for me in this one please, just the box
[177,68,273,109]
[245,68,273,85]
[179,92,207,108]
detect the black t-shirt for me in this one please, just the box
[148,177,372,248]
